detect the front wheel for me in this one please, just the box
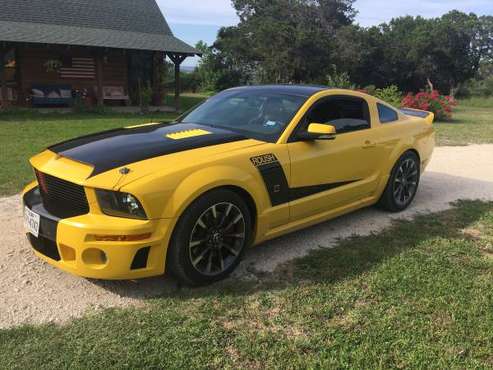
[167,189,252,286]
[378,151,421,212]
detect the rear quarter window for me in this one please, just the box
[378,103,399,124]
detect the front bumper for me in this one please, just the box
[23,185,174,280]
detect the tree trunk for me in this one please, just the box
[426,78,434,92]
[450,82,461,98]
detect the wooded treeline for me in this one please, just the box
[190,0,492,96]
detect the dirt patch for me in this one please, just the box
[1,145,493,329]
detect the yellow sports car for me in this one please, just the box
[23,86,435,285]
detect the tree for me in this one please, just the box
[475,16,493,65]
[215,0,357,84]
[195,40,248,91]
[334,12,483,94]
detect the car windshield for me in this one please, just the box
[178,89,308,142]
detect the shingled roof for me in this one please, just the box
[0,0,199,55]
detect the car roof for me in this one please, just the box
[225,85,331,97]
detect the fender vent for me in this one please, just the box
[131,247,151,270]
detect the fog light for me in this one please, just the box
[82,248,108,267]
[59,244,76,262]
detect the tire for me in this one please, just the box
[378,151,421,212]
[167,189,253,286]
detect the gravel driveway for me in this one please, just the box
[1,145,493,329]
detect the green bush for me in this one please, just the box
[138,82,153,113]
[326,66,355,89]
[374,85,403,107]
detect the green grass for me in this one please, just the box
[0,112,178,195]
[457,97,493,108]
[0,94,492,196]
[0,94,207,196]
[1,200,493,369]
[435,99,493,146]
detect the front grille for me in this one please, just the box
[28,234,61,261]
[35,170,90,218]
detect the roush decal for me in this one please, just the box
[250,154,279,168]
[251,154,361,206]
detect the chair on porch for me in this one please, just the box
[95,86,130,106]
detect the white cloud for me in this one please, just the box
[157,0,238,26]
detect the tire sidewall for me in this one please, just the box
[167,189,252,286]
[387,151,421,212]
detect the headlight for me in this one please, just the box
[96,190,147,220]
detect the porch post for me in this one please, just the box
[95,51,104,106]
[168,53,187,112]
[0,47,8,107]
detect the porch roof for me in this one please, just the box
[0,0,200,55]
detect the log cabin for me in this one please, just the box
[0,0,200,110]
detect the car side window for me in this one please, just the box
[305,96,371,134]
[377,103,399,123]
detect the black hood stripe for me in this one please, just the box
[49,123,248,177]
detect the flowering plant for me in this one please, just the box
[401,90,457,121]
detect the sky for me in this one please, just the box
[157,0,493,66]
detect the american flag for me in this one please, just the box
[59,57,96,80]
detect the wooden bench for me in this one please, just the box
[96,86,130,105]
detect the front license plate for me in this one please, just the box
[24,206,40,238]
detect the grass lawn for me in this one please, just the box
[435,98,493,146]
[0,94,205,196]
[0,95,492,196]
[1,200,493,368]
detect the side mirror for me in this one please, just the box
[298,123,337,141]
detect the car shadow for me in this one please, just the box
[89,171,493,300]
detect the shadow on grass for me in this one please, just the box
[89,199,493,301]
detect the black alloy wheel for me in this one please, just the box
[167,189,252,286]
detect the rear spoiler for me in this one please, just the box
[400,108,435,124]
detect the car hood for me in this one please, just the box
[31,122,265,190]
[48,122,250,177]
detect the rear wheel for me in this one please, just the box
[167,189,252,286]
[378,151,420,212]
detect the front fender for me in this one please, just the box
[162,165,269,220]
[123,165,270,221]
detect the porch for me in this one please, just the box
[0,42,194,112]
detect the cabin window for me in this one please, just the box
[378,103,399,123]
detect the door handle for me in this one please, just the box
[363,140,377,149]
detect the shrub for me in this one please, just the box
[326,66,355,89]
[374,85,402,107]
[138,82,153,113]
[363,85,377,96]
[401,90,458,121]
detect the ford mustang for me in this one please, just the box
[23,85,435,285]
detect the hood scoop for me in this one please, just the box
[166,129,212,140]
